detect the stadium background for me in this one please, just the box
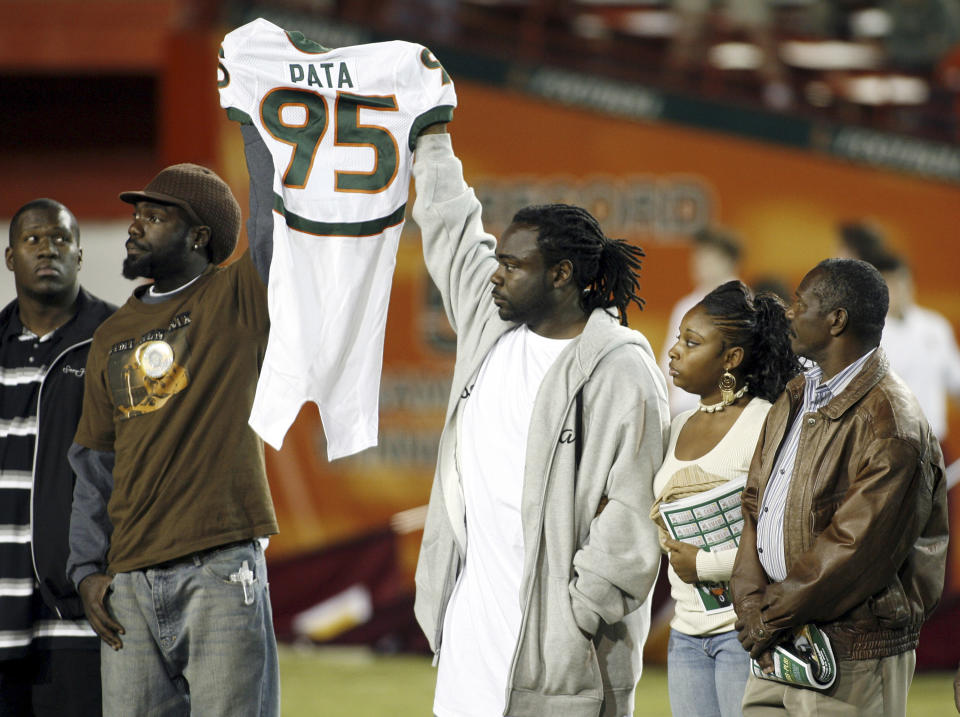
[0,0,957,713]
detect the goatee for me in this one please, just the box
[122,257,144,280]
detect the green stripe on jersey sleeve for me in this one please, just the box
[225,107,255,125]
[408,105,455,151]
[285,31,331,54]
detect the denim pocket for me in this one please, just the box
[199,542,261,585]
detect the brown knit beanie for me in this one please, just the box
[119,163,241,265]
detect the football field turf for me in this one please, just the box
[278,645,956,716]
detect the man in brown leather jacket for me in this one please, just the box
[731,258,948,715]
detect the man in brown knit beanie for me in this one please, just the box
[65,161,280,716]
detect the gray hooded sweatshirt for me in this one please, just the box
[412,133,670,717]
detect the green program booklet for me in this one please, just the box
[658,476,745,613]
[751,624,837,690]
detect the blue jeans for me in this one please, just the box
[101,540,279,717]
[668,628,750,717]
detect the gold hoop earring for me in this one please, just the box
[719,371,737,404]
[699,372,749,413]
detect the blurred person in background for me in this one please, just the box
[750,276,791,305]
[652,280,799,717]
[873,251,960,448]
[660,227,742,416]
[0,199,114,716]
[836,220,889,265]
[838,219,960,448]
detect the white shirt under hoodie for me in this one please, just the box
[435,324,572,717]
[653,397,770,636]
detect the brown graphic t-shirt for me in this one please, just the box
[75,253,278,573]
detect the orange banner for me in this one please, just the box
[217,78,960,568]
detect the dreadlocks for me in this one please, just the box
[509,204,645,326]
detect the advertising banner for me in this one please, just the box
[218,76,960,662]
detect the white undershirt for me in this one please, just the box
[434,324,573,717]
[143,272,204,303]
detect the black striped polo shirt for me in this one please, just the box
[0,312,96,659]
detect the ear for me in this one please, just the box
[829,308,848,337]
[190,225,211,252]
[551,259,574,289]
[5,246,13,273]
[723,345,745,372]
[76,247,83,269]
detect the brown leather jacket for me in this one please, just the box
[731,349,948,660]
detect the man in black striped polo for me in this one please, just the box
[0,199,114,715]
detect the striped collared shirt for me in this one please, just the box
[756,349,876,581]
[0,317,96,658]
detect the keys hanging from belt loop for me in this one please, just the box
[230,560,255,605]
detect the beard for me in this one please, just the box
[122,224,190,281]
[122,253,149,280]
[495,276,554,325]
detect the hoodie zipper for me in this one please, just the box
[28,337,92,618]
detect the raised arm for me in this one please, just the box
[411,128,500,335]
[240,123,275,283]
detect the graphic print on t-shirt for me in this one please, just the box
[106,312,192,419]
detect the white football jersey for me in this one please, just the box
[218,18,456,459]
